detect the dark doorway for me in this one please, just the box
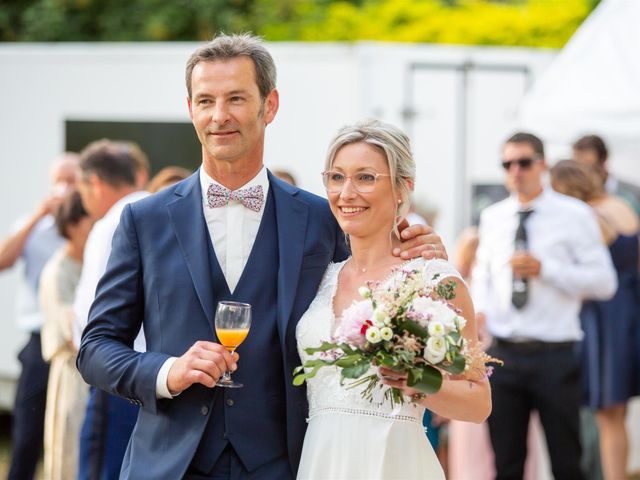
[65,120,201,175]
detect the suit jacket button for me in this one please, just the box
[226,398,234,407]
[201,405,209,416]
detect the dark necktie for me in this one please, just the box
[512,209,534,309]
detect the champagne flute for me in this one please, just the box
[214,301,251,388]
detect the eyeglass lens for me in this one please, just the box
[323,171,378,192]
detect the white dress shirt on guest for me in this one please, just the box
[471,188,617,343]
[155,166,269,398]
[72,190,149,350]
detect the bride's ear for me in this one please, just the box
[405,179,414,192]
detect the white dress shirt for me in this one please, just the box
[199,166,269,293]
[155,166,269,398]
[471,188,617,342]
[72,190,149,350]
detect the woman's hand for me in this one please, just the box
[378,366,423,398]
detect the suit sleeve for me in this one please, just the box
[77,204,169,415]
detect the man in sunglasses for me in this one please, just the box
[471,132,616,480]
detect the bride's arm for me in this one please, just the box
[380,277,492,424]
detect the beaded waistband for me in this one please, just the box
[307,406,421,424]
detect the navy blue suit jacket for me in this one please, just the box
[77,171,348,479]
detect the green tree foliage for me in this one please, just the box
[1,0,598,47]
[257,0,596,48]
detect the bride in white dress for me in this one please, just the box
[296,120,492,479]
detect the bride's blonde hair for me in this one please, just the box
[324,119,416,237]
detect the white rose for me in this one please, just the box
[358,286,372,299]
[429,302,458,332]
[455,315,467,330]
[427,321,445,338]
[365,326,382,344]
[410,296,435,314]
[424,336,447,364]
[380,327,393,341]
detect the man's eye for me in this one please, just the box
[230,96,243,102]
[357,173,376,183]
[198,98,211,105]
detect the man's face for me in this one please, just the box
[76,172,102,220]
[50,156,78,197]
[502,142,545,198]
[187,57,278,169]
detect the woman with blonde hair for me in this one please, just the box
[551,159,640,480]
[296,120,491,479]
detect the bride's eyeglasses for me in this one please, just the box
[321,170,391,193]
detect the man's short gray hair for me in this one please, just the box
[185,33,277,100]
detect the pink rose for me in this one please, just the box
[333,299,373,348]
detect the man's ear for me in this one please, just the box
[187,96,194,121]
[263,88,279,126]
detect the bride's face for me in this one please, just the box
[327,142,397,239]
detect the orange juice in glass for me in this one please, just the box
[214,301,251,388]
[216,328,249,351]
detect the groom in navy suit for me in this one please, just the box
[77,33,446,479]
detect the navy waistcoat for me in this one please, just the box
[191,187,286,474]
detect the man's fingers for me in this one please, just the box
[191,342,237,371]
[186,368,216,388]
[400,224,433,239]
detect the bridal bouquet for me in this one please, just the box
[293,265,500,404]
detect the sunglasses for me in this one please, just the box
[501,157,538,171]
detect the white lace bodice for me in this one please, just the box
[296,257,464,423]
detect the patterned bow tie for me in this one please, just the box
[207,183,264,212]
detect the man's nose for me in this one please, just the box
[211,103,230,124]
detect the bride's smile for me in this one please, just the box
[325,142,398,239]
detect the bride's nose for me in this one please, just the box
[339,179,358,199]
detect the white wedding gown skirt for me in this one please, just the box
[296,259,459,480]
[298,410,443,479]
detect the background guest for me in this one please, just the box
[573,134,640,216]
[473,132,616,480]
[147,165,192,193]
[551,159,640,480]
[272,168,297,186]
[72,140,149,480]
[0,152,78,480]
[39,190,93,480]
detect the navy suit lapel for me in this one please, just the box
[270,172,309,346]
[166,172,216,328]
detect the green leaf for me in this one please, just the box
[341,361,371,379]
[407,365,442,394]
[398,318,428,338]
[304,341,339,355]
[335,354,363,368]
[440,354,466,375]
[292,373,307,386]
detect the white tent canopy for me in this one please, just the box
[520,0,640,181]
